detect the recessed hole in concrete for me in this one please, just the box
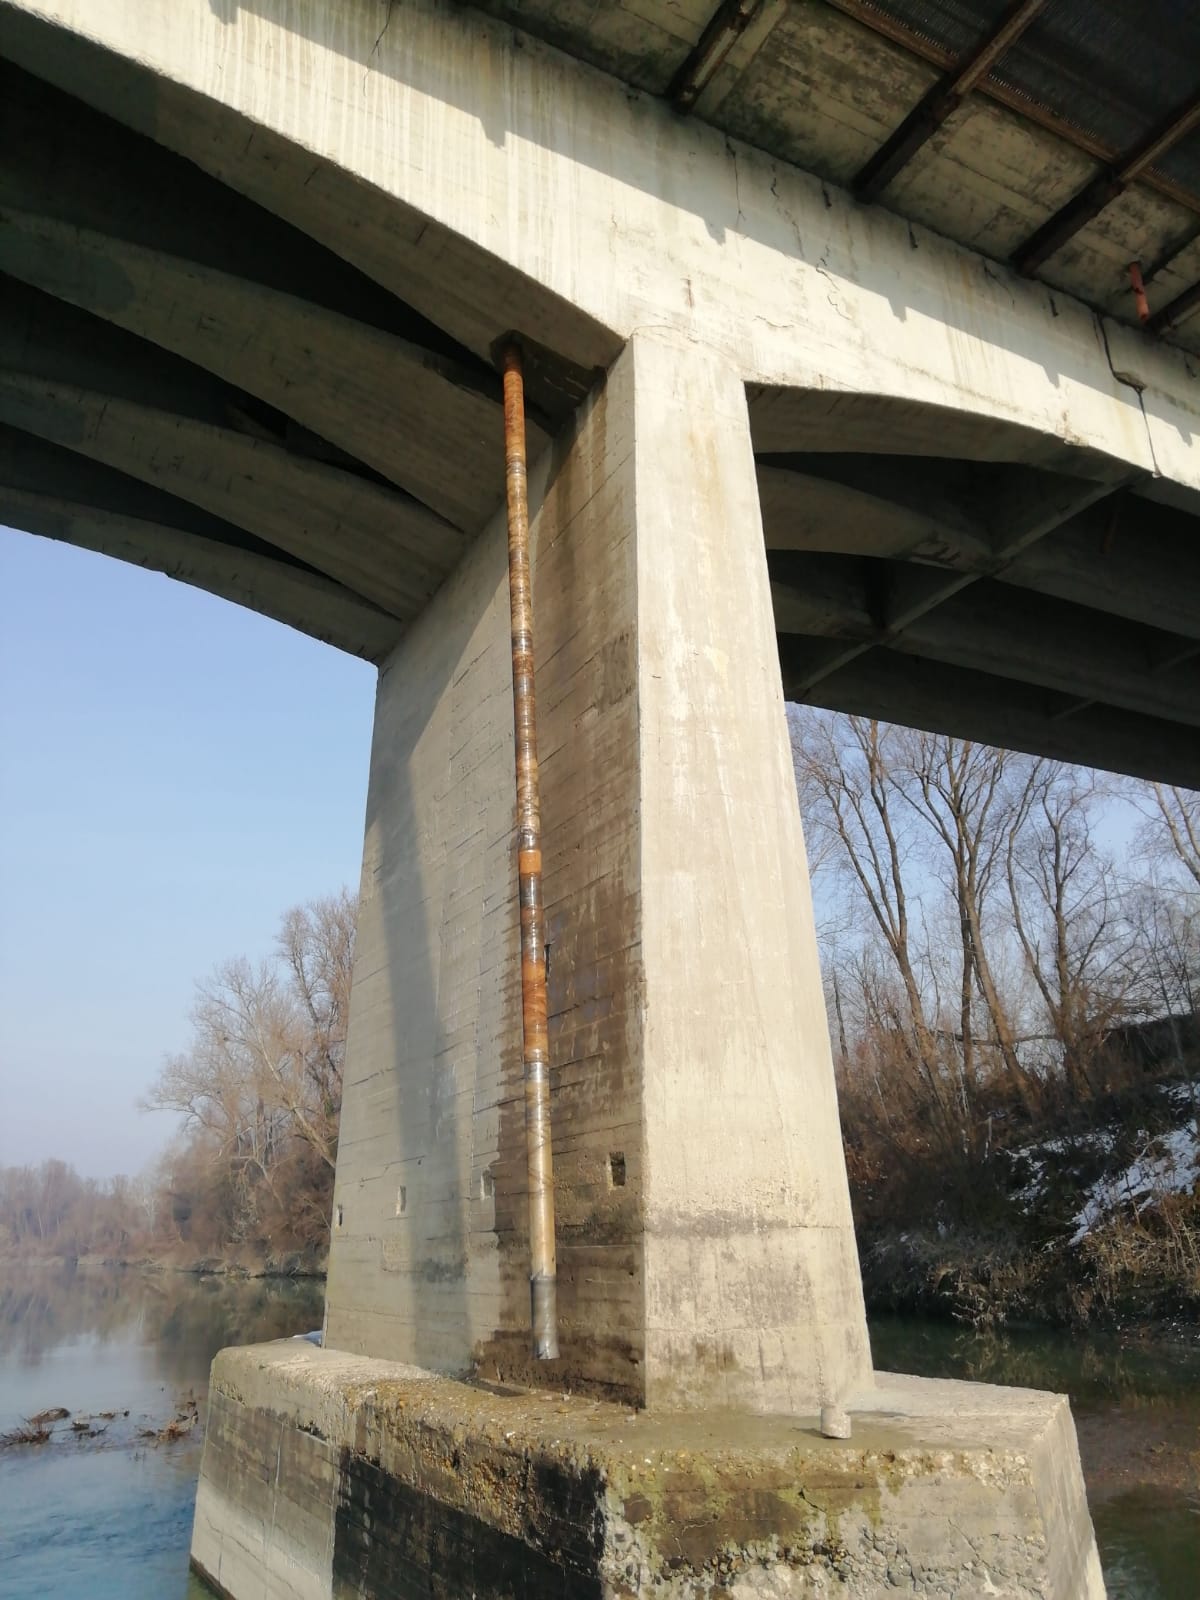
[396,1186,407,1216]
[609,1152,626,1188]
[335,1204,344,1229]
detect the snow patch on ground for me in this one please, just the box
[1070,1123,1200,1245]
[1014,1130,1114,1205]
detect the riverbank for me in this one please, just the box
[852,1077,1200,1332]
[0,1249,326,1282]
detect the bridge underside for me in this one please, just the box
[2,4,1199,788]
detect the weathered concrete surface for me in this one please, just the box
[4,0,1195,489]
[192,1342,1106,1599]
[323,329,870,1415]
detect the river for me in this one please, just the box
[0,1264,324,1599]
[0,1266,1194,1596]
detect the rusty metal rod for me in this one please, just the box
[501,340,559,1362]
[1129,261,1151,325]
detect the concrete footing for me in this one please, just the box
[191,1344,1105,1599]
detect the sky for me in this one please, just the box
[0,529,377,1178]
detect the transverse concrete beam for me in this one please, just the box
[772,551,1200,728]
[0,284,466,620]
[781,636,1200,789]
[13,499,402,661]
[759,461,1200,640]
[0,209,528,533]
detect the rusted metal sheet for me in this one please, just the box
[1013,92,1200,276]
[854,0,1048,201]
[501,340,559,1361]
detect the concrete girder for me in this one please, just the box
[3,274,235,427]
[0,56,482,360]
[782,637,1200,791]
[0,449,403,663]
[746,385,1144,477]
[7,491,402,662]
[0,420,402,657]
[0,371,450,621]
[759,461,1200,641]
[780,467,1127,696]
[0,420,313,563]
[0,421,404,657]
[5,0,1199,496]
[756,458,990,566]
[0,284,466,618]
[1004,505,1200,644]
[0,2,621,381]
[771,552,1200,730]
[0,208,528,532]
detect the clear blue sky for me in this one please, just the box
[0,529,377,1179]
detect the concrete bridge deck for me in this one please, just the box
[3,0,1200,786]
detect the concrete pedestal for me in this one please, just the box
[191,1344,1105,1600]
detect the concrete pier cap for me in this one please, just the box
[193,1345,1106,1599]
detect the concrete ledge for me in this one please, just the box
[191,1344,1105,1598]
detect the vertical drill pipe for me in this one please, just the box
[501,342,559,1361]
[1129,260,1151,324]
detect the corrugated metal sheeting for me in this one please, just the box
[869,0,1200,198]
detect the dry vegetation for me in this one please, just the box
[792,711,1200,1328]
[0,891,354,1274]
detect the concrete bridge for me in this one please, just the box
[4,1,1199,1593]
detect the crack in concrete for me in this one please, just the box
[1098,314,1162,477]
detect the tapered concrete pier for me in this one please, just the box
[320,329,872,1419]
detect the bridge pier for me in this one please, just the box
[319,327,871,1417]
[192,331,1105,1597]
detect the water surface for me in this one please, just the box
[0,1263,322,1599]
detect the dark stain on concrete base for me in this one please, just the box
[332,1446,606,1599]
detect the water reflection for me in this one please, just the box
[0,1264,323,1600]
[869,1312,1200,1414]
[0,1262,322,1391]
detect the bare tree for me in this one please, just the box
[278,889,355,1130]
[1145,785,1200,891]
[144,892,356,1250]
[1005,764,1127,1098]
[793,713,955,1126]
[894,731,1037,1111]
